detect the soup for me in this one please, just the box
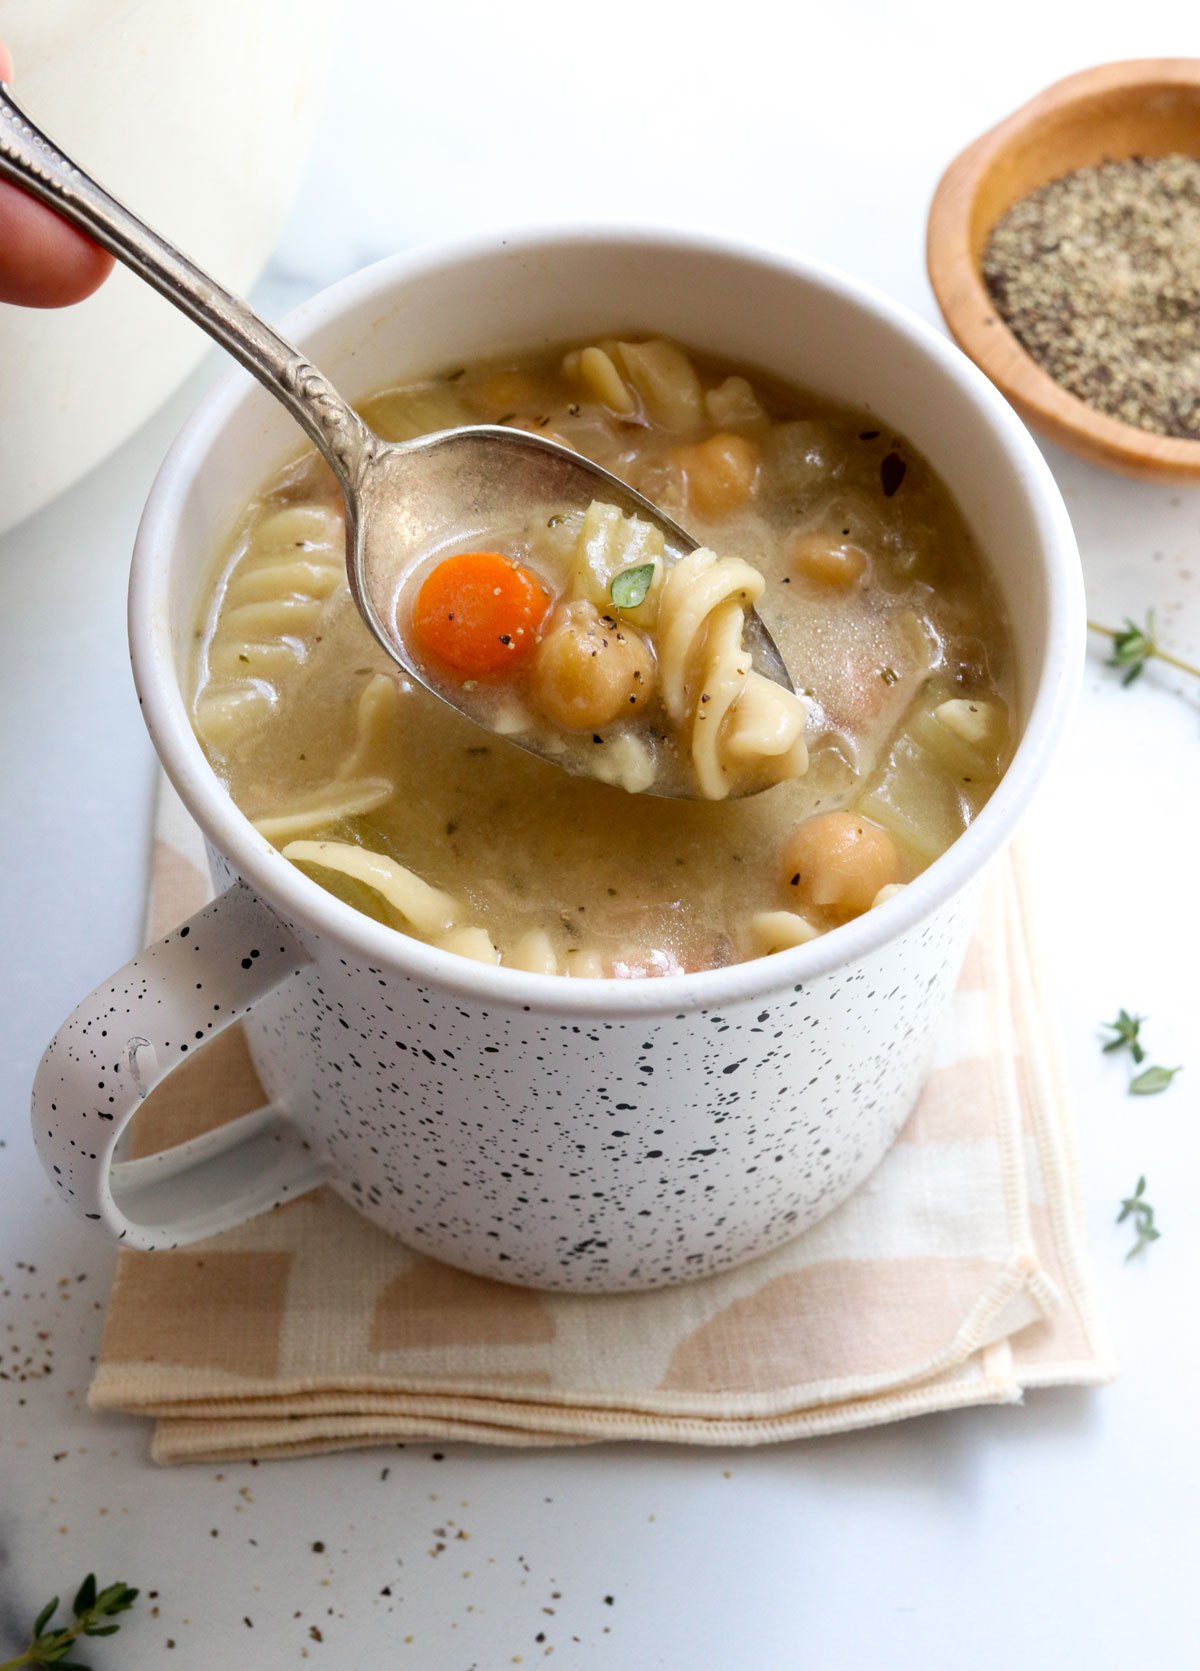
[190,338,1014,977]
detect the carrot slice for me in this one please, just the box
[410,551,552,676]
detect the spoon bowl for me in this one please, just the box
[348,422,793,790]
[0,82,791,797]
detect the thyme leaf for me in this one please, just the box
[1101,1008,1146,1064]
[610,563,655,610]
[1116,1175,1161,1260]
[1109,613,1157,684]
[1129,1064,1182,1096]
[0,1576,138,1671]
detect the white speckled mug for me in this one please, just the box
[32,231,1082,1291]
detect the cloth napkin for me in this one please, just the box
[89,781,1115,1464]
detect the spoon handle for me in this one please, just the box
[0,82,374,482]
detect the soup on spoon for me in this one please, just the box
[397,495,810,801]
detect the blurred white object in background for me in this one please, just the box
[0,0,335,536]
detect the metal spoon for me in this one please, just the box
[0,84,793,797]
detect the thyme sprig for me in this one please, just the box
[0,1575,138,1671]
[1099,1009,1181,1095]
[1101,1008,1146,1064]
[1116,1176,1161,1260]
[1088,613,1200,687]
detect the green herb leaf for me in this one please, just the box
[2,1575,138,1671]
[71,1579,96,1621]
[31,1600,60,1642]
[610,563,655,610]
[1101,1008,1146,1063]
[1106,612,1157,686]
[1129,1064,1181,1096]
[1116,1176,1161,1260]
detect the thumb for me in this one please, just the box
[0,40,115,308]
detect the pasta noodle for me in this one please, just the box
[655,547,809,799]
[749,911,820,953]
[281,839,460,936]
[612,340,704,432]
[433,925,501,964]
[195,504,345,754]
[336,674,402,780]
[575,346,636,415]
[871,883,907,909]
[507,929,559,975]
[251,673,400,841]
[253,779,395,844]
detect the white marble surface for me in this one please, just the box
[2,3,1198,1666]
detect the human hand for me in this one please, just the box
[0,40,113,306]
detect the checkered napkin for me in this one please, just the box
[88,781,1115,1463]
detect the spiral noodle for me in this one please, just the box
[281,837,503,965]
[656,549,809,799]
[252,673,399,843]
[195,504,345,754]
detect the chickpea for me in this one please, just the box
[787,529,869,589]
[530,600,656,731]
[672,433,760,518]
[782,810,901,916]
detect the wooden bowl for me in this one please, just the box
[927,58,1200,480]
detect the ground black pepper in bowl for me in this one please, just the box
[982,153,1200,439]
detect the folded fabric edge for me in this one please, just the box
[95,1319,1118,1430]
[1015,1357,1119,1390]
[89,1241,1061,1425]
[148,1359,1028,1464]
[151,1426,595,1465]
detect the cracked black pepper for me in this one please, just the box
[983,153,1200,439]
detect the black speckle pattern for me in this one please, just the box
[33,858,978,1292]
[32,883,311,1254]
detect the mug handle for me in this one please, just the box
[32,880,329,1250]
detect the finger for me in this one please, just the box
[0,184,115,306]
[0,41,115,308]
